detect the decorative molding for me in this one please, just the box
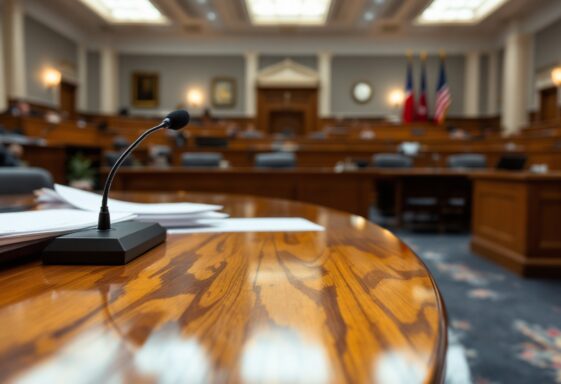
[257,59,319,88]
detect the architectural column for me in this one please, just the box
[487,51,499,116]
[318,51,332,117]
[77,44,88,112]
[463,51,480,117]
[3,0,26,100]
[0,12,7,111]
[244,51,258,118]
[501,24,531,135]
[99,47,118,114]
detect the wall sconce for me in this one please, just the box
[388,88,405,108]
[552,67,561,87]
[43,68,62,88]
[186,88,204,109]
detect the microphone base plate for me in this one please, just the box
[42,221,166,265]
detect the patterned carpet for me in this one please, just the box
[396,232,561,384]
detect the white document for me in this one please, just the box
[0,209,135,246]
[167,218,324,234]
[54,184,222,215]
[136,211,229,227]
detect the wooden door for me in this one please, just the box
[60,81,77,118]
[539,87,559,121]
[257,87,318,135]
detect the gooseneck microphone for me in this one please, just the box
[43,110,190,266]
[98,109,190,230]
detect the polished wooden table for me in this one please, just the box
[0,192,446,383]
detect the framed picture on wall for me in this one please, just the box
[211,77,236,108]
[131,72,159,108]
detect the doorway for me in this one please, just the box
[60,81,77,118]
[539,87,559,121]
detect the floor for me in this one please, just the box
[396,231,561,384]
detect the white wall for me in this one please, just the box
[479,54,489,116]
[534,14,561,71]
[331,55,466,117]
[87,50,100,113]
[24,15,77,106]
[118,54,246,116]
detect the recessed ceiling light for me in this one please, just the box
[207,11,217,21]
[245,0,332,26]
[374,0,384,4]
[78,0,168,24]
[364,11,375,21]
[417,0,509,25]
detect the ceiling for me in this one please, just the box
[46,0,551,40]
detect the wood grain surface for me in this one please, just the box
[0,192,447,383]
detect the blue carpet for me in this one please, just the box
[396,232,561,384]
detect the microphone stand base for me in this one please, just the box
[42,221,166,265]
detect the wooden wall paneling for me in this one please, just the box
[22,145,67,183]
[471,174,561,277]
[527,182,561,258]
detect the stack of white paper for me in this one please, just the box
[0,209,135,249]
[36,185,227,228]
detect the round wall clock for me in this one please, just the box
[351,81,373,104]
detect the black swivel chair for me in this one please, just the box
[194,137,229,148]
[0,168,54,195]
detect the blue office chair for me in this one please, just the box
[372,153,413,168]
[255,152,296,168]
[447,154,487,169]
[0,168,53,194]
[181,152,223,167]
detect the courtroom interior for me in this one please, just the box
[1,0,561,383]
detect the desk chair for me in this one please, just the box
[238,130,264,139]
[372,154,414,222]
[372,153,413,168]
[255,152,296,168]
[447,153,487,169]
[113,136,130,151]
[308,131,328,140]
[444,153,487,230]
[105,151,134,167]
[0,167,53,194]
[0,145,21,167]
[194,137,229,148]
[181,152,223,168]
[149,145,172,167]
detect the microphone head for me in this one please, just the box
[164,110,190,130]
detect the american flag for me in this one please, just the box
[435,57,451,125]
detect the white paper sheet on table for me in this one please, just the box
[53,184,222,215]
[167,218,324,234]
[0,209,135,246]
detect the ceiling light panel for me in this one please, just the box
[417,0,509,25]
[246,0,332,26]
[78,0,169,24]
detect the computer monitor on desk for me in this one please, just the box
[496,154,527,171]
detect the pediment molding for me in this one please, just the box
[257,59,319,88]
